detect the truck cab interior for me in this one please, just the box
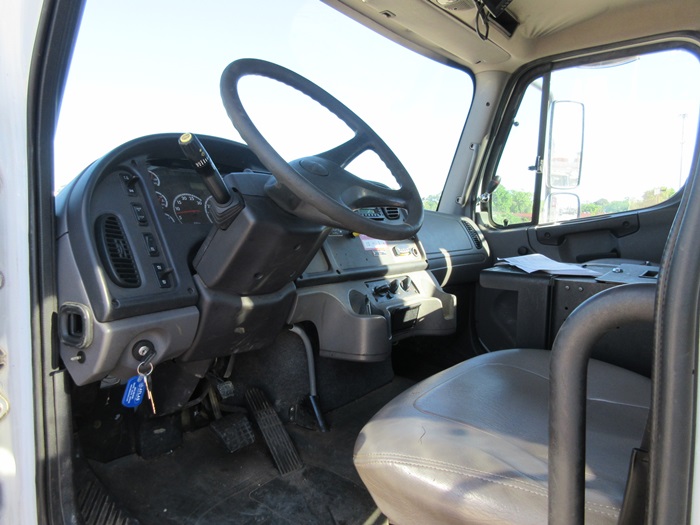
[16,0,700,523]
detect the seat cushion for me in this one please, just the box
[353,349,650,525]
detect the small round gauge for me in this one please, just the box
[204,196,215,223]
[148,170,161,187]
[163,213,176,223]
[155,191,168,210]
[173,193,206,224]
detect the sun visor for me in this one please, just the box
[360,0,510,65]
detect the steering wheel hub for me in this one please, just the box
[299,159,329,177]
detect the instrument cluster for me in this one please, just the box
[147,166,215,225]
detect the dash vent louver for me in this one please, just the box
[96,214,141,288]
[463,222,483,250]
[382,207,401,220]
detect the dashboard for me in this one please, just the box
[55,134,491,387]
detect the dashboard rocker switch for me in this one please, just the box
[119,171,139,196]
[131,203,148,225]
[143,233,159,256]
[152,262,173,288]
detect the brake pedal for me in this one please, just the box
[210,412,256,453]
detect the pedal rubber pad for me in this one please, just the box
[210,413,255,453]
[246,387,303,475]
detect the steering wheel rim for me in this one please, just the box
[220,58,423,240]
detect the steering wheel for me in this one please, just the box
[220,59,423,240]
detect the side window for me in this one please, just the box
[490,48,700,226]
[491,81,541,225]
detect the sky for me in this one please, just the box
[54,0,474,197]
[55,1,700,208]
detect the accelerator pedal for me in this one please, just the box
[210,412,256,453]
[246,387,303,475]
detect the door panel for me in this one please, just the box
[526,201,677,264]
[479,196,676,263]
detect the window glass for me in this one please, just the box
[491,80,541,225]
[491,48,700,226]
[55,0,473,208]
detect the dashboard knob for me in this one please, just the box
[373,283,390,296]
[389,279,400,294]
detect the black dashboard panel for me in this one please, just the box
[55,133,491,384]
[56,134,267,323]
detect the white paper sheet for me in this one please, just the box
[500,253,602,277]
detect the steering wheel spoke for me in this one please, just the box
[317,132,372,167]
[220,58,423,240]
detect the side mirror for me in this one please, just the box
[547,100,584,189]
[543,192,580,223]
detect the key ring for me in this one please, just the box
[137,361,154,377]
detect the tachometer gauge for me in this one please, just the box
[155,191,168,210]
[173,193,205,224]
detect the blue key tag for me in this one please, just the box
[122,375,146,408]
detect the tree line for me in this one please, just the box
[421,186,677,225]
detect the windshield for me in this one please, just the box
[55,0,473,208]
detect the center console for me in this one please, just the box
[290,233,457,362]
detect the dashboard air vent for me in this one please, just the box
[96,214,141,288]
[382,207,401,220]
[463,222,483,250]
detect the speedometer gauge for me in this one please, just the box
[173,193,206,224]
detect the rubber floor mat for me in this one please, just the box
[86,379,412,524]
[76,462,139,525]
[250,466,379,525]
